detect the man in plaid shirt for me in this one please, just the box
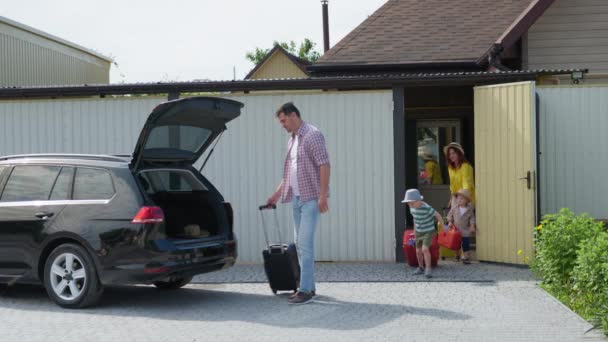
[267,102,330,305]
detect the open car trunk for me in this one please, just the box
[149,191,226,239]
[137,169,229,240]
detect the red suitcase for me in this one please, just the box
[402,229,439,267]
[438,225,462,251]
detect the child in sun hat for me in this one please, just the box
[447,188,477,264]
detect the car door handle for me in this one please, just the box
[35,212,54,219]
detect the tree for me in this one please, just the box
[246,39,321,65]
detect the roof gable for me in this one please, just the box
[245,45,311,79]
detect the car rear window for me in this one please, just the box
[1,165,61,202]
[73,168,115,200]
[145,125,212,153]
[138,170,207,193]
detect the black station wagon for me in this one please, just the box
[0,97,243,308]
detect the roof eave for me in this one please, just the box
[0,70,582,99]
[477,0,556,66]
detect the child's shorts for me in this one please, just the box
[415,230,435,248]
[461,237,472,252]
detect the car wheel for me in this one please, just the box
[43,243,103,308]
[153,276,193,290]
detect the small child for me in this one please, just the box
[402,188,446,278]
[447,189,476,264]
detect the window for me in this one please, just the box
[50,167,74,200]
[1,165,61,202]
[73,168,115,200]
[417,120,461,186]
[156,171,193,191]
[139,170,206,193]
[145,125,212,152]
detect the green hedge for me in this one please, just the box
[532,208,608,336]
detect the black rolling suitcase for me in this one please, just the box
[259,204,300,294]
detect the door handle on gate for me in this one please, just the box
[35,212,54,219]
[519,171,531,189]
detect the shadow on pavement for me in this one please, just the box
[0,283,471,330]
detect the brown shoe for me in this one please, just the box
[288,291,314,305]
[289,290,316,299]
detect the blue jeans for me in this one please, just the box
[292,196,319,293]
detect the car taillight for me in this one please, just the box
[132,206,164,224]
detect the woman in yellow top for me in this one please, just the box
[444,142,475,207]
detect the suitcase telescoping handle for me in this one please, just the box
[258,203,283,247]
[258,204,276,210]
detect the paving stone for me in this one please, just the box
[193,261,537,283]
[0,263,604,342]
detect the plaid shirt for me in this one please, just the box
[281,122,330,203]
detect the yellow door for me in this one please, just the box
[474,81,537,264]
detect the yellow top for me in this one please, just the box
[448,162,476,203]
[424,160,443,185]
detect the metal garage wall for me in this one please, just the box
[205,91,395,262]
[1,17,111,87]
[537,85,608,220]
[0,90,395,262]
[0,97,164,156]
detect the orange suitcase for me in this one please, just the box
[438,225,462,250]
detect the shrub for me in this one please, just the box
[571,232,608,330]
[532,208,604,287]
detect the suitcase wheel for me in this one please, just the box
[271,288,277,295]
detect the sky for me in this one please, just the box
[2,0,387,83]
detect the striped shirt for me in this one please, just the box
[410,202,436,233]
[281,122,330,203]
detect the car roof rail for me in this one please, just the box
[0,154,130,163]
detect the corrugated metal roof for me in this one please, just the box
[0,16,112,63]
[0,69,585,99]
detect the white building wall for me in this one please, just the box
[537,85,608,220]
[0,90,396,262]
[0,97,161,155]
[525,0,608,82]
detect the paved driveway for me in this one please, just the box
[0,262,605,342]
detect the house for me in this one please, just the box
[0,0,605,264]
[307,0,608,263]
[0,16,112,87]
[244,45,311,80]
[311,0,607,83]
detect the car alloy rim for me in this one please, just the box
[50,253,87,301]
